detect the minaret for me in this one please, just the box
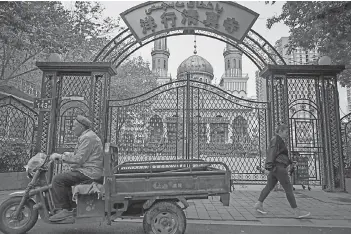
[151,38,171,85]
[220,44,249,98]
[224,44,242,77]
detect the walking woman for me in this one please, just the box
[254,124,310,218]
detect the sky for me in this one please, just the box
[64,1,290,97]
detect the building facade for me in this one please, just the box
[151,38,250,98]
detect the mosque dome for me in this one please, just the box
[177,55,214,79]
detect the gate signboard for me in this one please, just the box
[120,1,259,43]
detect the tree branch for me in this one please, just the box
[5,67,39,81]
[6,49,43,80]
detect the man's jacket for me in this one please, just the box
[65,129,103,179]
[265,134,291,169]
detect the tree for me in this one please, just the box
[0,1,119,86]
[110,56,159,100]
[266,2,351,86]
[109,56,159,154]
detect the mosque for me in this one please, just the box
[119,37,262,159]
[151,37,250,99]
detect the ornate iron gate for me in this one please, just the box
[35,63,114,157]
[341,114,351,175]
[262,65,345,191]
[107,76,269,184]
[0,97,38,172]
[287,78,323,187]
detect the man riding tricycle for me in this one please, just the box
[0,115,231,234]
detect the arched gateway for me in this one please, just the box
[35,1,346,191]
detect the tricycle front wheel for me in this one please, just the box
[0,197,38,234]
[143,201,186,234]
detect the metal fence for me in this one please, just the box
[0,96,38,173]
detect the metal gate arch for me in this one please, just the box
[93,1,286,70]
[107,75,269,184]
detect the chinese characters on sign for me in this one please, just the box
[223,17,240,33]
[161,12,177,29]
[203,11,220,28]
[153,181,183,190]
[140,1,239,35]
[140,16,157,34]
[181,9,199,26]
[121,1,258,43]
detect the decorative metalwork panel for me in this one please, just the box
[55,74,93,152]
[108,80,269,184]
[341,114,351,174]
[60,75,92,102]
[272,76,288,129]
[38,72,54,153]
[262,66,345,191]
[287,77,322,186]
[0,97,38,172]
[324,78,344,190]
[92,73,105,136]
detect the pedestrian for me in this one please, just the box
[49,115,104,222]
[254,124,310,218]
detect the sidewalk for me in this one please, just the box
[1,188,351,228]
[185,187,351,227]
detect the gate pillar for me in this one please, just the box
[35,62,115,155]
[261,65,345,192]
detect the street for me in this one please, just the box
[17,220,351,234]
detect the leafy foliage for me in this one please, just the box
[266,2,351,86]
[110,56,159,100]
[0,140,29,172]
[0,1,120,86]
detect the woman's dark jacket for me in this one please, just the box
[265,134,292,170]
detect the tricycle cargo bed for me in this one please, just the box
[113,172,228,195]
[109,160,231,202]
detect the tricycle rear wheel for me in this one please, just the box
[0,197,38,234]
[143,201,186,234]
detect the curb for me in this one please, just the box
[113,217,351,228]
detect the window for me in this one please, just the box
[239,60,241,69]
[158,59,160,67]
[227,60,230,69]
[232,116,248,137]
[233,59,236,68]
[164,60,166,69]
[152,59,155,69]
[149,115,163,143]
[210,123,227,144]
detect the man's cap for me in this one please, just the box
[76,115,92,128]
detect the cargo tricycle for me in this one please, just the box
[0,143,231,234]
